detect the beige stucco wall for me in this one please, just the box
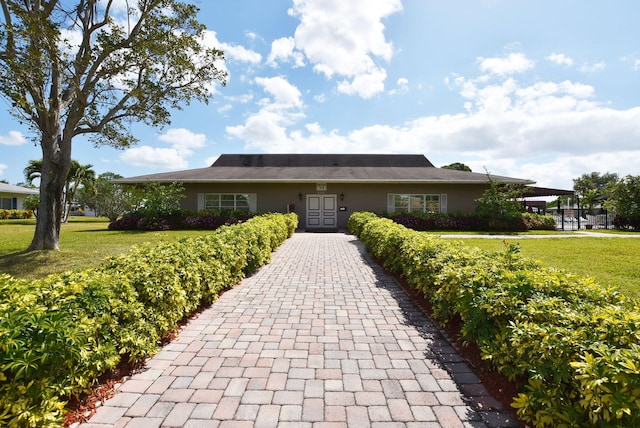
[182,182,489,229]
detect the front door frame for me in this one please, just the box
[306,193,337,229]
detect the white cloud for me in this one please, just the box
[288,0,402,98]
[120,146,188,169]
[226,77,307,150]
[477,52,535,75]
[389,77,409,95]
[255,76,303,108]
[336,67,387,99]
[546,53,574,66]
[157,128,207,156]
[0,131,27,146]
[0,164,7,176]
[580,61,606,73]
[120,128,207,170]
[621,54,640,70]
[203,30,261,64]
[226,63,640,189]
[267,37,305,68]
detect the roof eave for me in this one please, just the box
[117,178,536,185]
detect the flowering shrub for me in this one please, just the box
[522,213,557,230]
[386,212,555,232]
[0,209,34,220]
[109,212,256,231]
[108,215,142,230]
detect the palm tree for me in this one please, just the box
[24,159,96,222]
[24,160,43,186]
[63,161,96,222]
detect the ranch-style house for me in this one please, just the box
[0,182,39,210]
[118,154,537,230]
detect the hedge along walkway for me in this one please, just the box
[78,233,520,428]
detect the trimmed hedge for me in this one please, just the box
[385,211,557,232]
[348,212,640,427]
[108,211,255,231]
[0,213,298,427]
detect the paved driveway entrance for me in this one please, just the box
[79,233,519,427]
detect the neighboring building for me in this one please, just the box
[0,183,39,210]
[118,154,536,230]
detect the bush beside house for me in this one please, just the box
[348,212,640,427]
[0,209,34,220]
[385,211,556,232]
[108,210,255,231]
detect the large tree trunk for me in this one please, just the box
[27,130,71,251]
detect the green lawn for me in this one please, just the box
[458,237,640,300]
[3,219,639,300]
[0,217,211,279]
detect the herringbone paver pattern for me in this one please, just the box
[78,233,520,427]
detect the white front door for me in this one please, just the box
[306,194,337,229]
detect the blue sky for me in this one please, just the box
[1,0,639,190]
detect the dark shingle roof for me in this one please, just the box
[213,154,434,168]
[117,154,535,185]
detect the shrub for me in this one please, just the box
[0,209,34,220]
[0,212,298,426]
[385,212,555,232]
[350,212,640,427]
[522,213,557,230]
[108,211,257,231]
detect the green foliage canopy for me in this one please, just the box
[573,171,619,210]
[605,175,640,230]
[76,172,135,221]
[1,0,227,250]
[441,162,472,172]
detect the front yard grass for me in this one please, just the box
[461,237,640,300]
[2,218,639,300]
[0,217,209,279]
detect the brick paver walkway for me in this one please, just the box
[79,233,520,428]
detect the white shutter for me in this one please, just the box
[248,194,257,212]
[197,193,205,212]
[440,194,448,213]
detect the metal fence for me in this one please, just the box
[552,208,612,231]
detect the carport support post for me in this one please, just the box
[558,199,565,231]
[577,196,581,230]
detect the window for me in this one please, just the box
[387,194,445,214]
[0,198,16,210]
[199,193,256,212]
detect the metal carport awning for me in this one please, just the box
[521,186,574,198]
